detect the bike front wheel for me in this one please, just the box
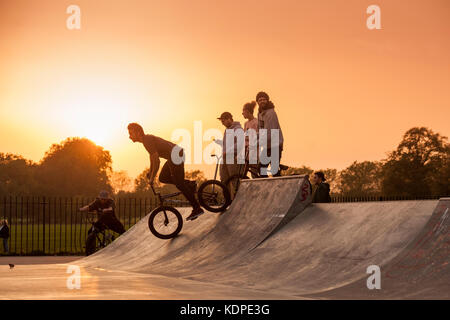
[197,180,231,213]
[85,232,98,256]
[148,206,183,239]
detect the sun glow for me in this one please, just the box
[51,79,139,146]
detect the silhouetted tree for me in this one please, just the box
[337,161,382,196]
[381,127,449,196]
[185,170,207,185]
[134,168,160,194]
[0,153,38,195]
[283,165,314,176]
[36,138,113,196]
[110,170,133,194]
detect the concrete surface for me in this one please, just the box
[0,177,448,300]
[0,256,80,265]
[0,261,300,300]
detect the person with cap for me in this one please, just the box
[127,122,204,221]
[312,172,331,203]
[79,190,126,235]
[256,91,284,177]
[214,112,244,186]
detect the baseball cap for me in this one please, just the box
[217,112,232,120]
[99,190,109,199]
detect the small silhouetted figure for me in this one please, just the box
[8,264,14,269]
[0,219,10,253]
[312,172,331,203]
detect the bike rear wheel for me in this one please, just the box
[224,174,249,200]
[148,206,183,239]
[197,180,231,213]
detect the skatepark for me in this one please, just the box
[0,175,449,299]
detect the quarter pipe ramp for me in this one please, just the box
[78,177,449,299]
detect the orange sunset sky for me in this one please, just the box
[1,0,449,180]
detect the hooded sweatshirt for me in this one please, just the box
[258,101,284,148]
[312,182,331,203]
[0,224,9,239]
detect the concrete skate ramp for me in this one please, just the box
[310,198,450,299]
[184,199,448,299]
[180,200,441,295]
[79,180,448,299]
[79,175,312,276]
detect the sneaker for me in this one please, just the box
[186,207,204,221]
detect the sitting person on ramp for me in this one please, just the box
[312,171,331,203]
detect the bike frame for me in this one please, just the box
[150,184,183,226]
[148,155,228,215]
[150,184,183,205]
[210,154,224,193]
[86,213,112,249]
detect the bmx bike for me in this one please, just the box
[148,158,230,239]
[84,212,116,256]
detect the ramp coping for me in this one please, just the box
[240,174,309,183]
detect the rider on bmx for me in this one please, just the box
[79,190,126,235]
[127,122,204,221]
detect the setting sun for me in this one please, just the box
[57,87,130,145]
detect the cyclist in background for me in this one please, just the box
[79,190,126,235]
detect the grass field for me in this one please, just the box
[0,197,162,255]
[1,218,143,255]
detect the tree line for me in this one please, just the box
[284,127,449,196]
[0,127,448,198]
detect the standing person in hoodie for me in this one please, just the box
[312,172,332,203]
[256,91,284,177]
[215,112,244,185]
